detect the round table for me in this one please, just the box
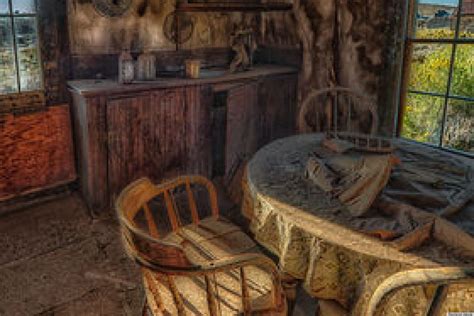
[242,133,474,314]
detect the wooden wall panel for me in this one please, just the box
[258,74,298,146]
[38,0,71,106]
[224,81,260,203]
[0,105,76,201]
[224,76,298,202]
[225,81,260,185]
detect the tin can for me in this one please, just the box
[185,59,201,79]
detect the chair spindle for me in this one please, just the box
[143,203,160,238]
[241,267,252,315]
[167,275,186,316]
[185,180,200,224]
[205,275,218,316]
[164,190,180,231]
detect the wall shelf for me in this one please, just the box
[176,1,292,12]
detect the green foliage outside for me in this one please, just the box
[402,29,474,153]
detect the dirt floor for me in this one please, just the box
[0,192,316,316]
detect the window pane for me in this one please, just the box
[0,17,18,93]
[451,44,474,97]
[0,0,10,14]
[459,0,474,38]
[12,0,35,14]
[415,0,458,39]
[442,99,474,153]
[408,43,452,94]
[402,93,444,145]
[14,16,41,91]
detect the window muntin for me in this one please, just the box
[401,0,474,155]
[0,0,42,94]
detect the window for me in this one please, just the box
[400,0,474,155]
[0,0,42,94]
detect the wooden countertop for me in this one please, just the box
[68,65,298,97]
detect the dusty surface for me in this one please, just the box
[0,194,143,316]
[67,65,297,97]
[0,192,316,315]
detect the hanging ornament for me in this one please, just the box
[92,0,132,18]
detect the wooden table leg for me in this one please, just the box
[142,298,150,316]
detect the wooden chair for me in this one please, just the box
[116,175,287,316]
[297,87,379,135]
[358,267,474,316]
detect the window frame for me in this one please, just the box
[0,0,44,95]
[396,0,474,157]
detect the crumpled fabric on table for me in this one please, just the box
[306,150,399,217]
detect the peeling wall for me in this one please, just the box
[68,0,258,54]
[261,0,405,135]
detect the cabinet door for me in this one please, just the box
[106,89,188,198]
[107,93,153,198]
[225,81,260,199]
[106,86,212,199]
[258,74,298,146]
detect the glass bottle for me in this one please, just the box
[118,49,134,84]
[137,50,156,81]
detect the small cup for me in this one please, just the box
[185,59,201,79]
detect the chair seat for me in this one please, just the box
[143,217,285,315]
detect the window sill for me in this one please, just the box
[399,137,474,159]
[0,91,46,115]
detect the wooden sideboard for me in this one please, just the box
[69,65,298,211]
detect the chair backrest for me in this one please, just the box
[362,267,474,316]
[116,175,220,270]
[297,87,379,135]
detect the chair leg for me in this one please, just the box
[281,273,299,315]
[315,299,320,316]
[142,298,149,316]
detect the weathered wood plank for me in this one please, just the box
[185,85,212,177]
[225,81,260,202]
[258,73,298,146]
[106,86,213,200]
[107,93,152,200]
[70,93,109,211]
[224,74,298,202]
[225,81,260,186]
[0,105,76,201]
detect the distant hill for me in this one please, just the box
[418,3,456,17]
[419,0,457,5]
